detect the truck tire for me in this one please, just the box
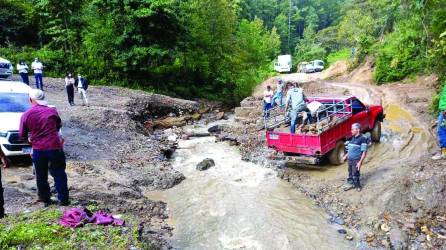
[328,141,345,165]
[371,121,381,142]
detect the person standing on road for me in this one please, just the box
[65,72,75,106]
[31,58,44,90]
[75,74,89,106]
[433,86,446,160]
[17,60,29,85]
[342,123,368,192]
[0,147,9,218]
[19,89,70,206]
[263,85,274,116]
[271,79,284,107]
[284,82,307,134]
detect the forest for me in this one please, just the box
[0,0,445,103]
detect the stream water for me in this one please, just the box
[145,123,353,249]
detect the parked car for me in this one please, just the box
[304,63,316,73]
[274,55,292,73]
[0,57,14,79]
[0,80,32,156]
[265,96,384,165]
[311,60,325,72]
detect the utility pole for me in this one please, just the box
[288,0,292,54]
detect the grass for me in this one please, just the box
[326,48,352,66]
[0,208,150,250]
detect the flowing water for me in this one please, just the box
[145,124,353,250]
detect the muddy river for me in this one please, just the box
[146,124,353,249]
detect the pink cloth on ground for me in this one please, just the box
[59,208,125,228]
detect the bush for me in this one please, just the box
[326,48,351,66]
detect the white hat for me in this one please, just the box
[29,89,48,105]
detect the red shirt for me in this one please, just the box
[19,105,62,150]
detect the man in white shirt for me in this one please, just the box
[31,58,44,90]
[263,85,274,117]
[75,74,89,106]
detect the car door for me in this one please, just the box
[350,98,369,131]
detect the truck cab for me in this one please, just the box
[0,81,32,156]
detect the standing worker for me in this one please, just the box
[31,58,44,90]
[75,74,89,106]
[284,82,307,134]
[433,86,446,160]
[263,85,274,117]
[16,60,29,85]
[342,123,368,192]
[19,89,70,206]
[0,147,9,218]
[271,79,284,107]
[65,72,75,106]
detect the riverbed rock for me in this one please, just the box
[208,125,224,133]
[196,158,215,171]
[337,229,347,234]
[389,228,407,250]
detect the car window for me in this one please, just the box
[0,93,30,112]
[351,99,366,114]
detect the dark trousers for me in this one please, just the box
[32,149,69,202]
[34,73,43,90]
[66,85,74,104]
[0,167,4,218]
[20,72,29,85]
[347,159,361,188]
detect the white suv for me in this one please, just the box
[0,57,14,79]
[0,81,31,156]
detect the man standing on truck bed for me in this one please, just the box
[285,82,307,134]
[342,123,368,192]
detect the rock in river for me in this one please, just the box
[196,158,215,171]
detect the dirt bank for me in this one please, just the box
[225,72,446,248]
[2,77,211,248]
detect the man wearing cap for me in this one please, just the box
[342,123,368,192]
[19,89,69,206]
[31,58,44,90]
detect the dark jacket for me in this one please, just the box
[75,77,89,90]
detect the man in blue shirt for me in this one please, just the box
[285,82,307,134]
[343,123,368,192]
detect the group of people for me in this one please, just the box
[17,58,44,90]
[15,58,89,107]
[0,89,70,218]
[263,79,367,192]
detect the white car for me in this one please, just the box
[0,81,32,156]
[0,57,14,79]
[311,60,324,72]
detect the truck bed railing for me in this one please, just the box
[264,98,352,134]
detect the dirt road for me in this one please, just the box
[2,77,205,248]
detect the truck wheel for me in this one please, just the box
[328,141,345,165]
[371,121,381,142]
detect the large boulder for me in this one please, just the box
[196,158,215,171]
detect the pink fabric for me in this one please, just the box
[59,208,125,228]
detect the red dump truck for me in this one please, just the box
[265,96,384,165]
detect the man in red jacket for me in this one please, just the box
[19,89,69,206]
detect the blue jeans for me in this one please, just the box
[32,149,69,202]
[35,73,43,90]
[347,159,361,188]
[290,106,306,134]
[271,92,283,107]
[263,102,272,117]
[438,112,446,148]
[20,73,29,85]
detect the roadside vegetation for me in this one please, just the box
[0,208,147,250]
[1,0,444,103]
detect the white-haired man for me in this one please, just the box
[342,123,368,192]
